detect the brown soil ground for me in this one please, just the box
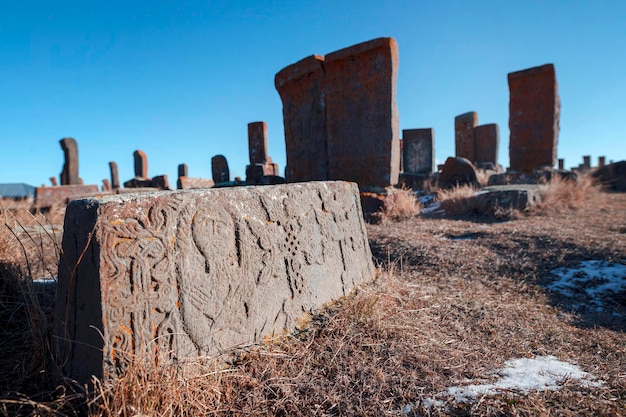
[0,192,625,416]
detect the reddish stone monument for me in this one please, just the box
[455,112,478,163]
[599,156,606,168]
[508,64,560,172]
[178,163,188,178]
[324,37,400,188]
[60,137,80,186]
[275,55,328,182]
[402,128,435,174]
[245,122,279,184]
[134,150,149,179]
[474,123,499,165]
[109,161,120,190]
[211,155,230,184]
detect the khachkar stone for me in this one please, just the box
[508,63,560,172]
[60,137,80,185]
[275,55,328,182]
[245,122,280,184]
[454,112,478,163]
[402,128,435,174]
[109,162,120,189]
[54,181,375,383]
[324,37,400,188]
[134,150,149,179]
[211,155,230,183]
[474,123,499,165]
[178,163,188,178]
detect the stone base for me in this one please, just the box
[474,185,541,211]
[177,177,215,190]
[35,185,100,209]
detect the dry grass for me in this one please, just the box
[382,188,420,221]
[535,172,603,213]
[1,190,625,416]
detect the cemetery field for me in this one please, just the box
[1,187,625,416]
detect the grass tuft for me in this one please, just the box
[381,188,420,221]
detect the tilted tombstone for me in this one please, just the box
[109,162,120,189]
[474,123,499,165]
[54,181,375,383]
[508,64,560,171]
[275,55,329,182]
[402,128,435,174]
[454,112,478,163]
[60,138,80,186]
[211,155,230,183]
[324,37,400,188]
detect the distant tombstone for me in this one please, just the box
[50,177,58,187]
[134,150,149,179]
[211,155,230,183]
[275,55,329,182]
[60,138,80,186]
[474,123,499,165]
[454,112,478,163]
[102,179,112,192]
[583,156,591,170]
[324,37,400,188]
[178,164,188,178]
[248,122,270,164]
[109,162,120,189]
[558,159,564,170]
[150,175,170,190]
[402,128,435,174]
[598,156,606,168]
[438,157,479,190]
[508,64,560,172]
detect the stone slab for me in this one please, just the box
[325,37,400,188]
[455,112,478,163]
[402,128,435,174]
[475,184,541,210]
[474,123,499,165]
[508,64,560,172]
[55,181,375,383]
[177,176,215,190]
[35,185,99,209]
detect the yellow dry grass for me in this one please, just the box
[381,188,420,221]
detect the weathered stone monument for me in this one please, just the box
[60,138,81,186]
[177,162,215,190]
[402,128,435,174]
[438,157,479,190]
[275,55,328,182]
[583,156,591,170]
[455,112,478,163]
[558,159,565,170]
[508,64,560,172]
[245,122,280,184]
[275,37,400,189]
[211,155,230,184]
[55,181,375,383]
[109,162,120,190]
[123,150,153,188]
[474,124,499,167]
[178,163,188,178]
[599,156,606,168]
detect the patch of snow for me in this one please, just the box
[421,202,442,214]
[421,355,602,409]
[548,261,626,311]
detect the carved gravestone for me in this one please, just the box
[60,138,80,186]
[474,123,499,165]
[508,64,560,172]
[109,162,120,189]
[325,38,400,188]
[402,128,435,174]
[275,55,329,182]
[455,112,478,163]
[245,122,280,184]
[134,150,149,179]
[211,155,230,183]
[178,164,188,178]
[55,181,375,383]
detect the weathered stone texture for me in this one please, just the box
[454,112,478,163]
[508,64,560,172]
[324,37,400,188]
[109,162,120,189]
[402,128,435,174]
[177,177,215,190]
[55,181,375,383]
[60,138,80,186]
[211,155,230,183]
[35,185,99,209]
[474,123,499,165]
[438,157,479,190]
[275,55,329,182]
[248,122,270,164]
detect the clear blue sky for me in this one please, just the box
[1,1,624,187]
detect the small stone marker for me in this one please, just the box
[211,155,230,183]
[438,157,479,190]
[245,122,280,184]
[325,37,400,188]
[60,138,80,186]
[508,64,560,172]
[402,128,435,174]
[558,159,565,170]
[178,163,188,178]
[50,177,58,187]
[583,156,591,170]
[455,112,478,163]
[598,156,606,168]
[275,55,329,182]
[134,150,149,179]
[55,181,375,383]
[109,162,120,190]
[102,179,112,191]
[474,124,499,166]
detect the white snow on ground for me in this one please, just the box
[410,356,602,413]
[548,261,626,311]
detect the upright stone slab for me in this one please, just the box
[134,150,149,179]
[402,128,435,174]
[109,162,120,189]
[324,37,400,188]
[60,138,80,186]
[211,155,230,183]
[178,164,188,178]
[599,156,606,168]
[474,123,499,165]
[558,159,565,170]
[508,64,560,171]
[248,122,270,164]
[455,112,478,163]
[55,181,374,384]
[275,55,329,182]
